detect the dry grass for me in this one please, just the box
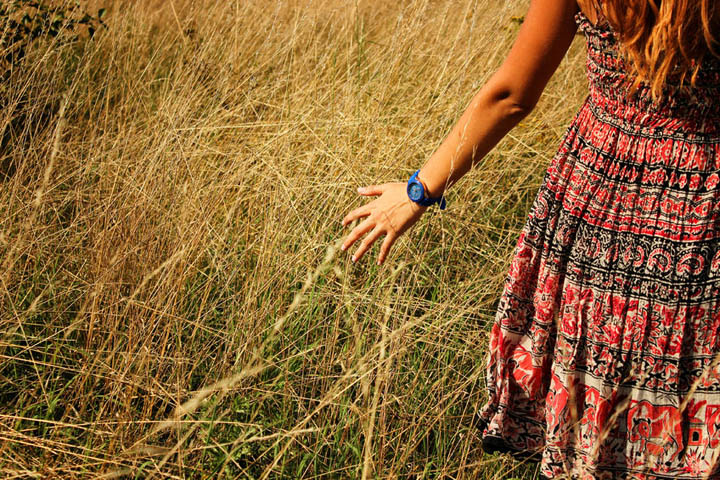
[0,0,588,478]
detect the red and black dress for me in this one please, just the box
[478,9,720,480]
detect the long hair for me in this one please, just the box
[582,0,720,100]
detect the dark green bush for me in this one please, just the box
[0,0,106,79]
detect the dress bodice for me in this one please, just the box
[574,10,720,136]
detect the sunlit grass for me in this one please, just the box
[0,0,587,477]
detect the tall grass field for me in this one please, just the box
[1,0,588,477]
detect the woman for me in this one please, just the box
[341,0,720,477]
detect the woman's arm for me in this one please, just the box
[342,0,580,265]
[416,0,580,198]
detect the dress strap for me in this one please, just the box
[574,9,615,40]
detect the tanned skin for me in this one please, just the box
[341,0,596,265]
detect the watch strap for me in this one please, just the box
[408,170,447,210]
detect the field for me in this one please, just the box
[1,0,588,478]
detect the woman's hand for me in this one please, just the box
[341,182,428,265]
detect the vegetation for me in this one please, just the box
[0,0,587,478]
[0,0,105,79]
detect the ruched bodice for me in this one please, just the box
[575,10,720,137]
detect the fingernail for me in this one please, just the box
[357,187,364,193]
[341,244,346,251]
[351,255,357,263]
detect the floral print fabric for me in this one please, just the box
[478,10,720,480]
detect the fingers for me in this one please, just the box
[352,226,384,263]
[342,203,372,227]
[342,184,387,226]
[341,218,374,253]
[340,182,404,265]
[357,184,386,196]
[377,232,395,265]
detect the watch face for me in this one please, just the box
[408,182,423,201]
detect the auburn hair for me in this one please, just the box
[581,0,720,100]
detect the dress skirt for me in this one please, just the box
[477,11,720,480]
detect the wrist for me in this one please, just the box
[416,170,445,198]
[407,169,447,210]
[407,197,429,213]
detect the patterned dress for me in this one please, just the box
[477,9,720,480]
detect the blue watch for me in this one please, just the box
[406,169,446,210]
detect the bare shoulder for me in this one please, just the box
[575,0,602,25]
